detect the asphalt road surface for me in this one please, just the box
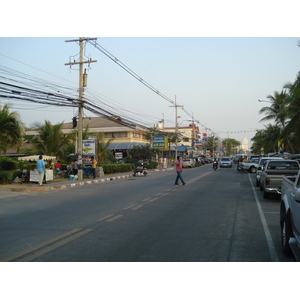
[0,164,296,262]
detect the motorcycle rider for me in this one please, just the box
[213,157,218,170]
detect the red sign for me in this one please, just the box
[203,133,207,137]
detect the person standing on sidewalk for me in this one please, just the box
[91,156,97,179]
[36,155,45,186]
[175,156,186,185]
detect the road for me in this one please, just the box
[0,164,295,262]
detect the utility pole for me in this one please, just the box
[170,96,183,159]
[65,37,97,180]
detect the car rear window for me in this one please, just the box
[267,161,299,170]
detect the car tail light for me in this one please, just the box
[266,178,270,186]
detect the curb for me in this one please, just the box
[7,174,133,193]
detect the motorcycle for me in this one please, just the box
[213,161,218,171]
[133,165,148,176]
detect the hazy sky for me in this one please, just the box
[1,1,300,147]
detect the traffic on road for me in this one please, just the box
[0,163,296,262]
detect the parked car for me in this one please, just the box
[259,159,299,199]
[182,159,196,168]
[220,157,232,168]
[280,169,300,258]
[256,156,284,187]
[240,158,260,173]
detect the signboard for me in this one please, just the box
[115,152,123,160]
[82,139,96,156]
[152,136,168,151]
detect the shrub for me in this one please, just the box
[101,163,134,174]
[0,157,16,171]
[148,161,158,169]
[0,171,15,184]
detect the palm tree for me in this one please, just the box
[283,73,300,152]
[0,104,24,155]
[32,120,70,156]
[259,90,289,127]
[259,90,294,153]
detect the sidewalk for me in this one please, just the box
[0,167,174,199]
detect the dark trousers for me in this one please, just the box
[175,171,185,184]
[92,168,96,178]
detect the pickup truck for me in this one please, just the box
[256,156,284,187]
[280,169,300,259]
[239,158,259,173]
[259,159,299,199]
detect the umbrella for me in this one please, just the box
[18,155,56,161]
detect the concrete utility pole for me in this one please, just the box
[170,96,183,159]
[65,37,97,180]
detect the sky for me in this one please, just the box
[1,1,300,150]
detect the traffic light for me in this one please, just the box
[72,117,77,128]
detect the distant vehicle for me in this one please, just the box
[220,157,232,168]
[233,154,247,164]
[182,159,196,168]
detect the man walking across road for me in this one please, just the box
[36,155,45,186]
[175,156,186,185]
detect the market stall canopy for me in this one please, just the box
[18,155,56,161]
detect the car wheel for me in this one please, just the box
[263,189,269,199]
[281,210,293,256]
[249,166,256,173]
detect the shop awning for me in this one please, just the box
[18,155,56,161]
[108,143,148,150]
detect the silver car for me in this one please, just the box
[220,157,232,168]
[182,159,196,168]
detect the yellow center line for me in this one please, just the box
[0,228,81,262]
[122,204,136,210]
[97,214,115,222]
[106,214,123,222]
[19,229,93,262]
[148,197,159,202]
[131,204,144,210]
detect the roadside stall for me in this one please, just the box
[18,155,56,183]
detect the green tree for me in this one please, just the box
[31,120,70,156]
[128,144,156,161]
[259,90,293,152]
[0,104,24,154]
[251,124,281,154]
[283,73,300,152]
[222,138,240,156]
[206,136,220,156]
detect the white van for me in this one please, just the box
[256,157,284,187]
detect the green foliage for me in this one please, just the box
[128,144,156,161]
[147,161,158,169]
[0,171,15,184]
[31,120,71,156]
[0,104,24,154]
[101,163,135,174]
[0,157,16,171]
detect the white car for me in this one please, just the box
[182,159,196,168]
[220,157,232,168]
